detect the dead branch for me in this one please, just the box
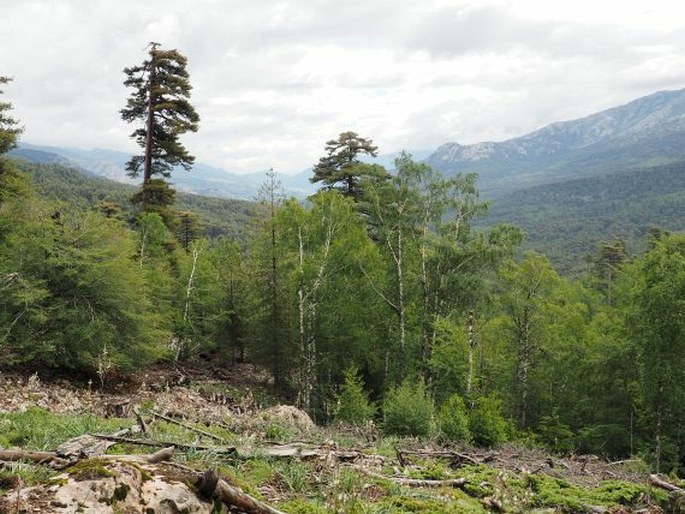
[90,433,236,454]
[198,467,287,514]
[649,474,683,492]
[0,445,173,469]
[397,448,481,467]
[152,410,226,442]
[0,449,65,466]
[354,466,468,488]
[133,405,149,433]
[96,446,175,464]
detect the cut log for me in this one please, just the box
[197,467,287,514]
[0,449,63,465]
[649,474,683,492]
[96,446,175,464]
[90,433,236,454]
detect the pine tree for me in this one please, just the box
[310,131,388,200]
[120,43,200,210]
[0,76,22,157]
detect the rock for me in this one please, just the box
[261,405,315,433]
[0,461,212,513]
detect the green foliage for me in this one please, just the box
[334,366,376,425]
[121,44,199,180]
[0,77,22,156]
[0,407,125,451]
[0,197,168,373]
[382,380,436,438]
[468,396,508,447]
[438,393,471,443]
[537,413,575,453]
[481,161,685,275]
[310,131,387,200]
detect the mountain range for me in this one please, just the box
[8,87,685,273]
[9,143,317,200]
[12,87,685,201]
[427,88,685,197]
[9,144,433,201]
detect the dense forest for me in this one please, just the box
[1,63,683,479]
[481,160,685,274]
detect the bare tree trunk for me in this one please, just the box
[183,242,203,324]
[420,224,431,379]
[396,227,407,381]
[516,306,532,430]
[466,310,476,398]
[141,44,159,210]
[655,383,664,473]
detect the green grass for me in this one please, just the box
[0,407,669,513]
[0,407,127,451]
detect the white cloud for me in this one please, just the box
[3,0,685,174]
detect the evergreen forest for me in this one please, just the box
[1,59,684,484]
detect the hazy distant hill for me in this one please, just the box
[480,160,685,273]
[427,88,685,196]
[10,143,316,200]
[11,158,262,241]
[10,144,435,200]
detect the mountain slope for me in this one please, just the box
[11,158,261,241]
[427,88,685,196]
[479,160,685,273]
[10,144,316,200]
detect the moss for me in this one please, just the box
[112,482,130,502]
[67,459,116,481]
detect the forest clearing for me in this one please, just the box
[0,365,682,513]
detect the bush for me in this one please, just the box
[438,393,471,443]
[382,379,435,437]
[538,413,575,453]
[469,395,508,447]
[334,366,376,425]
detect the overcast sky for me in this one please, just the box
[3,0,685,174]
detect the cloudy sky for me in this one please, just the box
[3,0,685,174]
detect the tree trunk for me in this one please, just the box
[516,306,532,430]
[466,310,476,398]
[142,48,157,210]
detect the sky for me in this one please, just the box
[3,0,685,175]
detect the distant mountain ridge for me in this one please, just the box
[10,143,316,200]
[427,87,685,196]
[10,144,433,200]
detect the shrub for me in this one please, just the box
[334,366,376,425]
[382,379,435,437]
[469,395,508,447]
[538,413,575,453]
[438,393,471,443]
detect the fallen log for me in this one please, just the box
[649,474,683,492]
[90,433,236,454]
[96,446,175,464]
[354,466,468,488]
[397,448,481,467]
[197,467,287,514]
[0,445,174,469]
[0,449,66,466]
[257,443,362,462]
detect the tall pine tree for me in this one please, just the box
[121,43,200,210]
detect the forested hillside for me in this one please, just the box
[2,150,684,475]
[481,160,685,273]
[13,158,262,241]
[1,67,684,483]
